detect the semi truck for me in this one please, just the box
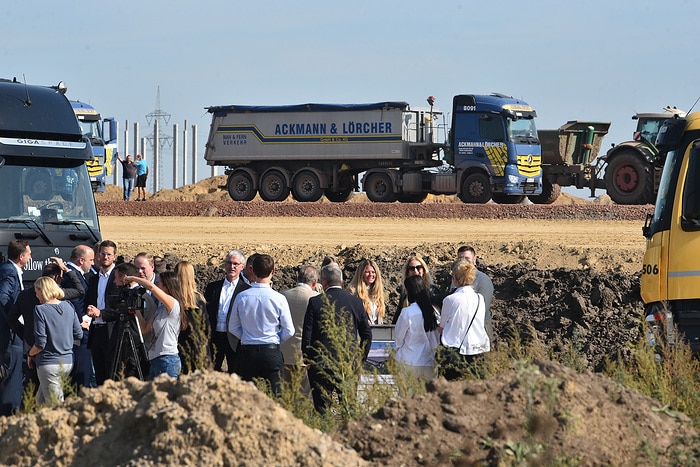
[640,109,700,351]
[0,78,102,284]
[71,100,118,193]
[204,94,542,203]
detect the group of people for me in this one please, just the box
[115,153,149,201]
[0,239,492,416]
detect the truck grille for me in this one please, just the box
[517,154,541,177]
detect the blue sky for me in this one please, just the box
[3,0,699,195]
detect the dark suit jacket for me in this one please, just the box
[302,286,373,363]
[62,265,91,320]
[0,260,22,352]
[86,269,120,311]
[204,277,250,334]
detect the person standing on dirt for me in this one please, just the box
[229,254,294,396]
[302,263,372,414]
[86,240,120,385]
[392,255,442,325]
[134,154,149,201]
[280,264,319,393]
[0,240,31,416]
[456,245,494,342]
[438,260,489,380]
[205,250,249,373]
[115,153,137,201]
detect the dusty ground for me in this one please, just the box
[1,179,692,466]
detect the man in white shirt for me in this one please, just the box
[457,245,494,341]
[229,254,294,396]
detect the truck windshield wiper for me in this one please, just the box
[0,218,53,245]
[44,220,100,243]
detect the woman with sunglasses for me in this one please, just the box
[392,255,443,324]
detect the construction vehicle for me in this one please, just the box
[604,107,685,205]
[71,100,118,192]
[0,78,102,284]
[534,107,684,205]
[534,121,611,204]
[641,110,700,350]
[204,94,542,203]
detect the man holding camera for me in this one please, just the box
[87,262,155,381]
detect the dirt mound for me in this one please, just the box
[334,359,696,465]
[0,372,364,467]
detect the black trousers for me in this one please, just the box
[211,331,238,373]
[237,344,283,396]
[307,365,337,415]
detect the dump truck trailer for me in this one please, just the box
[204,94,542,204]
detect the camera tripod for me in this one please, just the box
[109,312,149,381]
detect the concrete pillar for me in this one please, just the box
[173,123,179,189]
[192,124,199,183]
[133,122,139,160]
[182,120,188,187]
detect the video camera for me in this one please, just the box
[108,286,147,315]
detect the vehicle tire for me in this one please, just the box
[491,193,525,204]
[259,170,290,201]
[396,192,428,203]
[529,179,561,204]
[324,189,353,202]
[227,171,256,201]
[365,172,396,202]
[604,152,654,204]
[292,170,323,202]
[458,172,491,204]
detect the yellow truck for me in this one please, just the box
[641,110,700,350]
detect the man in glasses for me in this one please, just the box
[204,250,249,373]
[457,245,494,341]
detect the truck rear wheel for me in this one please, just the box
[604,152,654,204]
[259,170,290,201]
[292,171,323,202]
[227,172,256,201]
[491,194,525,204]
[529,179,561,204]
[365,172,396,202]
[324,189,353,202]
[458,172,491,204]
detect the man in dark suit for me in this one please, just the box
[62,244,95,388]
[302,262,372,415]
[204,250,249,373]
[86,240,120,385]
[0,240,31,416]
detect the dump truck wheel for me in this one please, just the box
[604,152,654,204]
[396,192,428,203]
[365,172,396,202]
[292,171,323,202]
[491,194,525,204]
[529,180,561,204]
[259,170,290,201]
[458,172,491,204]
[227,171,256,201]
[324,189,353,202]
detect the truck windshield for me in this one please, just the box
[652,147,682,224]
[77,119,104,147]
[0,160,99,229]
[507,118,539,144]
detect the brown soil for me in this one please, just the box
[0,178,689,466]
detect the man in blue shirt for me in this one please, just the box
[134,154,149,201]
[229,254,294,396]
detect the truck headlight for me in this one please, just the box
[507,174,519,184]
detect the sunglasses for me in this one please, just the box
[408,265,424,271]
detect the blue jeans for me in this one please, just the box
[123,177,135,200]
[149,354,181,380]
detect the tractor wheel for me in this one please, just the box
[529,179,561,204]
[604,152,654,204]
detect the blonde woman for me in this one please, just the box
[348,259,386,325]
[174,261,210,373]
[28,277,82,404]
[392,255,443,324]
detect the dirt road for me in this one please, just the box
[100,216,646,274]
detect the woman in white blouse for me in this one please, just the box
[394,275,440,380]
